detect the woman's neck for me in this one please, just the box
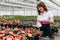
[41,11,46,14]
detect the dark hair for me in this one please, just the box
[37,2,48,15]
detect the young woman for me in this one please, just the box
[36,2,54,38]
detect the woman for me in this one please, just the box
[36,2,54,39]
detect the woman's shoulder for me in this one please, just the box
[47,11,54,17]
[47,11,52,14]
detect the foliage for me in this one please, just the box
[36,0,40,2]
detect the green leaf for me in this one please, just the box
[36,0,40,2]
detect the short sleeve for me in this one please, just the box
[48,11,54,18]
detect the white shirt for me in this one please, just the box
[36,11,53,28]
[37,11,53,21]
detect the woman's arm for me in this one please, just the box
[49,17,54,24]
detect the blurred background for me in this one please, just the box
[0,0,60,16]
[0,0,60,40]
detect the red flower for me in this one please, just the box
[18,35,25,39]
[35,30,40,35]
[18,35,21,39]
[14,28,19,31]
[27,29,32,33]
[27,33,32,37]
[6,37,12,40]
[3,37,6,40]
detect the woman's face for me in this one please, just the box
[38,7,44,13]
